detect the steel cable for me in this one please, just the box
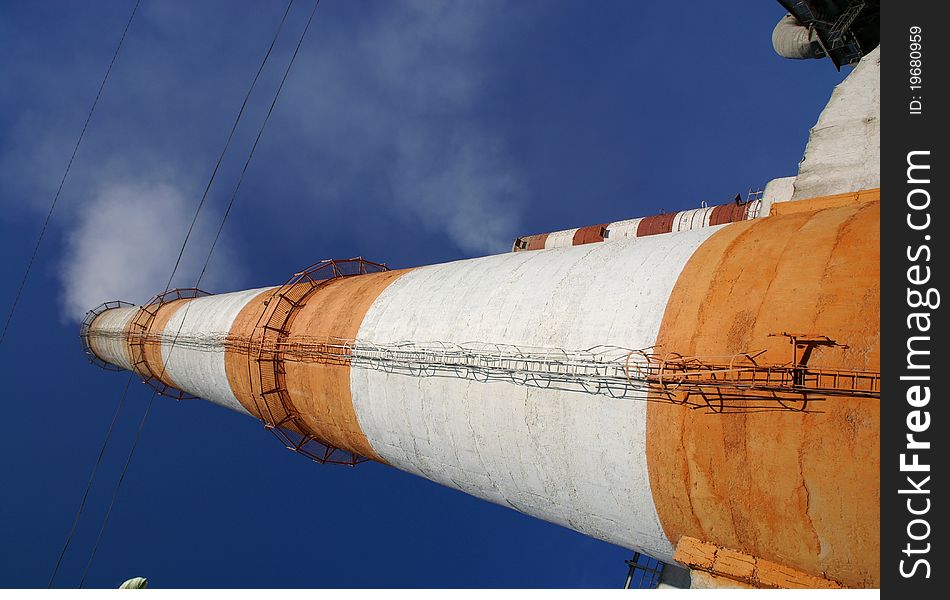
[0,0,142,347]
[47,372,134,588]
[52,0,297,587]
[76,0,323,587]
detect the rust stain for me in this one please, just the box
[572,224,608,246]
[647,199,880,587]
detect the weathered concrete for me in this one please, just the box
[758,175,796,217]
[140,298,190,389]
[543,227,578,249]
[84,194,881,588]
[647,199,880,587]
[161,288,275,415]
[672,207,714,232]
[507,48,880,256]
[603,217,643,241]
[675,536,843,589]
[512,199,761,252]
[87,305,139,371]
[792,46,880,200]
[351,227,721,558]
[279,271,408,461]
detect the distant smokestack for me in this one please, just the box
[511,193,767,252]
[83,190,880,588]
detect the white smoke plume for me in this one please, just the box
[1,0,526,323]
[60,181,229,320]
[282,0,525,253]
[391,131,522,253]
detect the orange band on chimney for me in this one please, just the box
[127,298,191,389]
[223,289,279,420]
[572,224,608,246]
[225,269,411,462]
[646,197,880,588]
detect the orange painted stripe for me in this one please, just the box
[224,289,281,420]
[225,269,411,462]
[512,191,881,253]
[674,537,843,589]
[572,224,608,246]
[127,298,191,389]
[770,188,880,216]
[708,202,747,226]
[637,213,676,236]
[528,233,549,250]
[514,233,549,251]
[647,199,880,588]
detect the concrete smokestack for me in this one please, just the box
[511,193,769,252]
[82,190,880,589]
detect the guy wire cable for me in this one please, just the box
[48,0,297,587]
[77,0,323,587]
[47,372,135,588]
[0,0,142,347]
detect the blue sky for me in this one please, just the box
[0,0,846,588]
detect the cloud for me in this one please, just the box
[280,0,525,254]
[392,130,522,253]
[1,0,527,322]
[60,181,232,321]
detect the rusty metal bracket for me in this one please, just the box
[769,331,849,366]
[624,343,877,414]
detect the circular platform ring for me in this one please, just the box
[80,300,136,371]
[251,257,389,466]
[127,287,211,400]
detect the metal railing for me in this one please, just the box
[88,329,880,415]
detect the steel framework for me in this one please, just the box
[83,262,879,466]
[127,287,210,400]
[80,300,135,372]
[88,331,880,415]
[249,257,389,466]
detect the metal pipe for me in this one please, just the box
[772,14,826,60]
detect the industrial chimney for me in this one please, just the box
[82,187,879,588]
[81,47,881,589]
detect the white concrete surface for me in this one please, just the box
[672,207,714,232]
[543,228,578,249]
[351,227,723,560]
[605,217,643,241]
[745,199,763,219]
[87,305,139,371]
[759,176,796,217]
[792,46,880,200]
[160,288,275,415]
